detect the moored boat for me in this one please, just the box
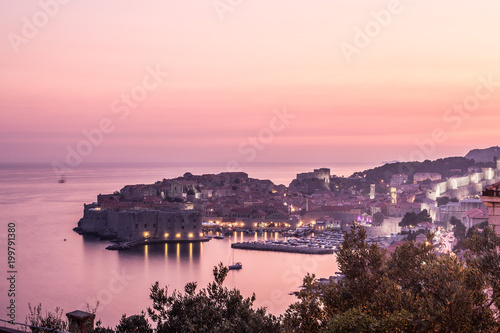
[228,262,242,270]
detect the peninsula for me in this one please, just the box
[75,148,500,252]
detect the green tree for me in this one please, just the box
[450,216,466,241]
[372,212,384,226]
[408,254,494,332]
[147,262,280,333]
[399,209,432,228]
[415,209,432,224]
[322,225,386,317]
[399,212,417,227]
[436,196,450,207]
[465,226,500,319]
[322,307,411,333]
[283,273,325,333]
[465,220,488,239]
[317,224,497,332]
[386,234,435,293]
[25,303,68,333]
[115,312,152,333]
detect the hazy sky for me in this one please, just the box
[1,1,500,169]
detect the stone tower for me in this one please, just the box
[390,187,397,204]
[370,184,375,200]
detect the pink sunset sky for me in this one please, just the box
[1,0,500,168]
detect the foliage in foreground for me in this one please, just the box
[283,225,500,333]
[147,262,280,333]
[25,224,500,332]
[26,303,68,333]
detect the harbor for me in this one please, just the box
[231,242,334,254]
[229,230,344,255]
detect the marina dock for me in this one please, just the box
[231,242,334,254]
[106,237,211,250]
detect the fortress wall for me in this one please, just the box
[456,175,471,188]
[302,212,357,225]
[81,209,203,241]
[431,171,500,201]
[80,209,108,234]
[434,182,447,198]
[116,211,138,240]
[438,199,484,224]
[482,168,494,180]
[107,211,120,233]
[469,172,481,184]
[363,218,401,237]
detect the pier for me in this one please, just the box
[231,242,334,254]
[106,237,211,250]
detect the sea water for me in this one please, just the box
[0,162,373,327]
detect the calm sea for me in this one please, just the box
[0,162,374,328]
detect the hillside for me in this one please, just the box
[350,157,484,183]
[465,146,500,163]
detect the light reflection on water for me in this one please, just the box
[0,164,343,327]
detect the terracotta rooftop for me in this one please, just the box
[466,208,488,219]
[483,182,500,197]
[385,240,406,256]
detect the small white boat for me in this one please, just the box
[228,250,242,270]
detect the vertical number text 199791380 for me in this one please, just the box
[7,222,16,324]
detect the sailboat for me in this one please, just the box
[228,250,242,270]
